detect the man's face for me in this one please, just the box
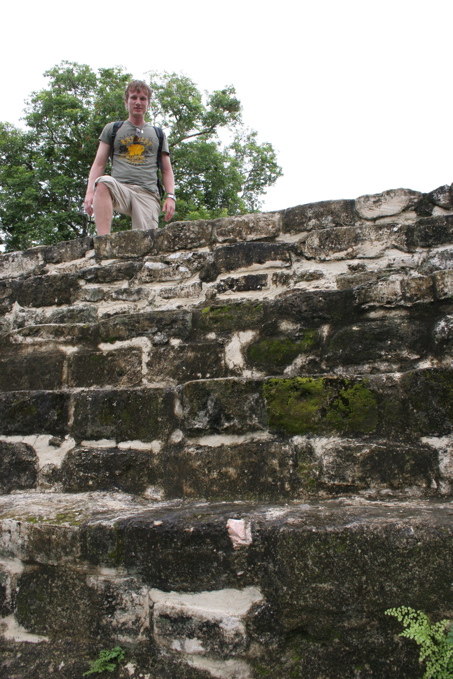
[125,89,150,116]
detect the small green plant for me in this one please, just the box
[386,606,453,679]
[83,646,125,676]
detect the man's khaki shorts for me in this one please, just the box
[95,176,161,231]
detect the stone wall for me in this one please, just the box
[0,186,453,678]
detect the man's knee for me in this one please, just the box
[95,181,112,200]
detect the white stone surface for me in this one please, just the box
[356,189,421,219]
[0,615,48,643]
[186,655,252,679]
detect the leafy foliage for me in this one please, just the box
[386,606,453,679]
[0,62,282,251]
[83,646,125,675]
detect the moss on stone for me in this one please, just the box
[263,377,326,434]
[248,331,318,368]
[198,303,263,331]
[107,524,124,566]
[12,400,38,418]
[263,377,378,436]
[325,382,378,434]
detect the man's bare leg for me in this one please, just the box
[93,182,113,235]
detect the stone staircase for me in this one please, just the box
[1,186,453,678]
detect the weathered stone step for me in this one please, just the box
[2,432,449,501]
[2,366,453,500]
[2,287,453,393]
[1,368,453,442]
[0,493,451,678]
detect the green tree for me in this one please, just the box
[0,62,282,252]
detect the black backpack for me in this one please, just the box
[110,121,165,198]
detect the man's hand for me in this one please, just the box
[162,197,175,223]
[84,191,95,216]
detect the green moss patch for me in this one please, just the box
[263,377,326,435]
[263,377,378,436]
[326,383,378,434]
[248,331,318,368]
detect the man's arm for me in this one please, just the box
[161,152,175,223]
[84,141,111,216]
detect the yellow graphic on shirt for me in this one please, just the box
[118,134,153,165]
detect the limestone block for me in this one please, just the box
[77,286,105,303]
[80,261,142,283]
[0,442,38,494]
[97,309,193,344]
[0,392,70,437]
[433,269,453,300]
[298,226,360,260]
[336,270,381,290]
[94,230,155,260]
[427,184,453,210]
[41,237,93,265]
[263,376,379,437]
[419,246,453,274]
[0,352,65,391]
[405,215,453,250]
[148,342,226,383]
[297,437,439,494]
[258,502,453,638]
[40,304,98,324]
[194,302,265,333]
[263,370,453,441]
[153,220,214,254]
[216,274,268,294]
[273,289,357,325]
[14,565,102,638]
[281,199,357,234]
[71,388,175,443]
[397,369,453,438]
[12,273,80,308]
[0,517,80,565]
[87,574,151,643]
[401,275,434,304]
[61,447,158,493]
[109,286,150,302]
[162,439,297,500]
[67,349,142,388]
[95,511,249,591]
[354,278,402,306]
[157,281,202,300]
[139,260,193,283]
[200,242,292,282]
[214,212,281,243]
[181,379,267,436]
[432,315,453,354]
[5,321,96,345]
[323,319,429,368]
[151,587,263,658]
[356,188,421,220]
[246,332,320,373]
[272,269,325,287]
[0,250,45,280]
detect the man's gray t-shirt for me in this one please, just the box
[99,121,169,196]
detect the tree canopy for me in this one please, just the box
[0,62,283,252]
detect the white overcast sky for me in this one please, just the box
[1,0,452,212]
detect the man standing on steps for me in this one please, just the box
[84,80,176,235]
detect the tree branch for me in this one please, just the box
[170,124,217,147]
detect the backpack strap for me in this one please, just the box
[110,121,124,163]
[153,126,165,199]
